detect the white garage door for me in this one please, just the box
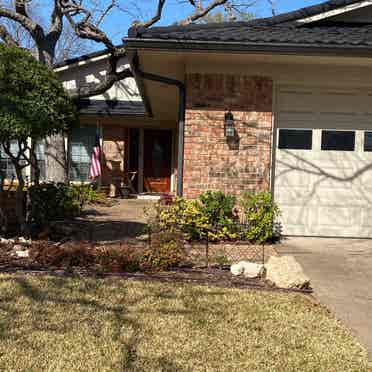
[274,86,372,237]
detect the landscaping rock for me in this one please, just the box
[0,238,15,245]
[15,250,29,258]
[17,237,31,245]
[266,256,311,289]
[230,261,264,278]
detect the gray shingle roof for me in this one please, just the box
[127,0,372,49]
[136,24,372,47]
[78,99,145,116]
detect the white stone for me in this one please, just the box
[18,237,31,245]
[266,255,311,289]
[15,250,29,258]
[230,261,264,278]
[231,262,244,276]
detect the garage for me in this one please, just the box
[274,85,372,237]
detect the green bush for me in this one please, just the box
[28,183,104,226]
[240,191,280,244]
[142,231,186,271]
[28,183,80,225]
[153,191,240,242]
[71,184,105,210]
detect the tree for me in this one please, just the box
[0,44,77,231]
[0,0,270,182]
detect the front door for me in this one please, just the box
[143,130,172,193]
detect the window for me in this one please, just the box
[278,129,313,150]
[34,140,46,180]
[364,132,372,152]
[321,130,355,151]
[69,125,96,182]
[0,141,26,180]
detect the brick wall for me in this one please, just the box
[183,73,273,199]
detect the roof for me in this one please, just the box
[126,0,372,51]
[53,44,125,70]
[77,99,145,116]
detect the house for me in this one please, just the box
[123,0,372,238]
[3,0,372,239]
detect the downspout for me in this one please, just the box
[131,53,186,197]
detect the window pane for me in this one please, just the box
[0,141,23,180]
[278,129,312,150]
[321,131,355,151]
[69,125,96,182]
[364,132,372,152]
[35,140,46,180]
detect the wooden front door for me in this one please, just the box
[143,130,172,193]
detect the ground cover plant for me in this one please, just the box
[0,275,368,371]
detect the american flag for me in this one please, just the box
[89,132,101,179]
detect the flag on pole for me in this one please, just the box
[89,132,101,179]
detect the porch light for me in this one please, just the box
[224,111,235,138]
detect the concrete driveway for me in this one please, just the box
[279,237,372,360]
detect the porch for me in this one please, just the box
[74,115,178,197]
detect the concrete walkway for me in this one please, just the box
[279,237,372,360]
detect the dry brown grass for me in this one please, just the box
[0,274,368,371]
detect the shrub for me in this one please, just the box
[142,231,186,271]
[28,183,81,226]
[28,183,105,226]
[240,191,280,244]
[154,192,240,242]
[95,245,141,272]
[71,184,105,210]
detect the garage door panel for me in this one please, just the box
[275,172,311,187]
[360,209,372,227]
[275,86,372,238]
[312,189,364,206]
[280,206,309,227]
[275,189,316,208]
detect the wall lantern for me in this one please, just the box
[224,111,235,138]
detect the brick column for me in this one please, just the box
[183,73,273,199]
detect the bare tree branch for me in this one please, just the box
[180,0,229,24]
[0,22,19,45]
[141,0,166,28]
[96,0,117,26]
[0,5,44,43]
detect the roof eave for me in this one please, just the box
[124,38,372,57]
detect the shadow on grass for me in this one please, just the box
[0,275,219,370]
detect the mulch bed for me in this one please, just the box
[0,239,312,294]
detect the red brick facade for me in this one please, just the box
[183,73,273,199]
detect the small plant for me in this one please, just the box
[142,231,186,271]
[71,184,105,210]
[240,191,280,244]
[95,245,141,272]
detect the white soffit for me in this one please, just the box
[297,0,372,24]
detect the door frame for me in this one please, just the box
[138,128,175,194]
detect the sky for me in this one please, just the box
[94,0,320,44]
[33,0,322,55]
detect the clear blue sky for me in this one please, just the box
[99,0,320,44]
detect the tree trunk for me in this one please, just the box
[45,134,68,183]
[14,165,26,234]
[38,46,69,183]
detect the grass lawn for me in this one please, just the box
[0,274,368,371]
